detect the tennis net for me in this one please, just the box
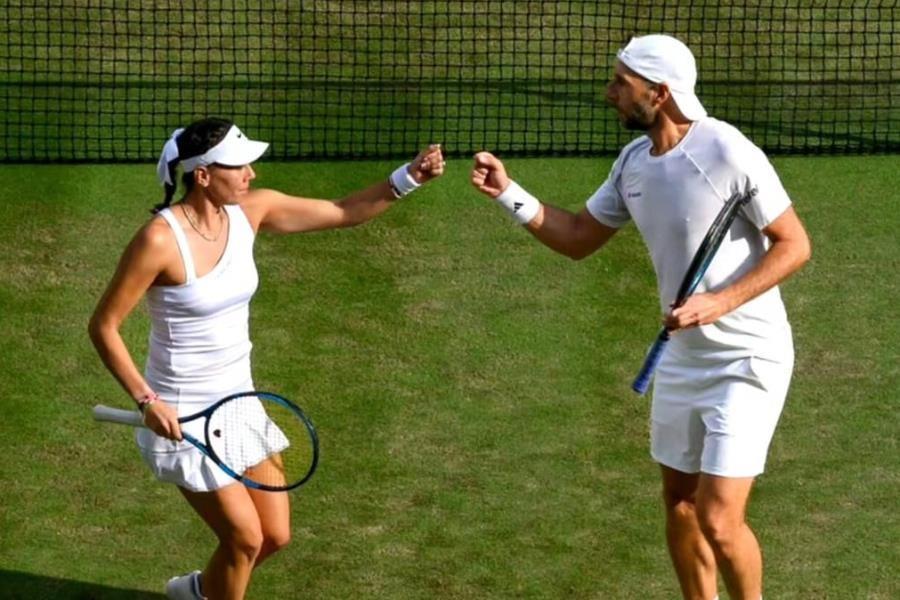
[1,1,896,161]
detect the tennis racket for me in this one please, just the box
[631,188,756,395]
[93,391,319,491]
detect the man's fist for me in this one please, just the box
[471,151,511,198]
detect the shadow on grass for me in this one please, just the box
[0,570,165,599]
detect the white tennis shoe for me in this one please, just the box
[165,570,206,599]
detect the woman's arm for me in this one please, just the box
[88,219,183,439]
[241,145,445,234]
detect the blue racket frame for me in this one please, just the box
[631,189,755,395]
[179,391,320,491]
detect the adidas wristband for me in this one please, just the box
[495,181,541,225]
[388,163,421,199]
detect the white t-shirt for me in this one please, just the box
[586,117,793,360]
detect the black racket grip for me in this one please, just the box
[631,329,671,395]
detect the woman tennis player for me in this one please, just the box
[89,118,444,600]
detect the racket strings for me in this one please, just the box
[206,394,316,489]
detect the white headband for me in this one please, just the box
[156,125,270,186]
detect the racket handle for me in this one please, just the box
[631,330,671,395]
[93,404,144,427]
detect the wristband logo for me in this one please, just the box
[514,202,524,212]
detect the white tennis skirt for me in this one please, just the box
[135,379,280,492]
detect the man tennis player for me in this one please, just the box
[470,35,810,599]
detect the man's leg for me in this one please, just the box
[695,474,760,600]
[661,465,718,600]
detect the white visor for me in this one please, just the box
[180,125,269,173]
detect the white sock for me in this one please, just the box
[192,572,207,600]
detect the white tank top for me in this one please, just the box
[144,204,259,398]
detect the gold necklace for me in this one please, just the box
[182,204,223,242]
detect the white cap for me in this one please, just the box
[157,124,269,185]
[616,35,707,121]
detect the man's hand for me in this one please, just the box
[665,292,731,331]
[471,151,511,198]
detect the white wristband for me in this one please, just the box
[388,163,421,198]
[495,181,541,225]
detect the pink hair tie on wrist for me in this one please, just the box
[136,391,159,414]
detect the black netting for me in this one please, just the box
[1,1,897,162]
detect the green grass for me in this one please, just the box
[0,155,897,598]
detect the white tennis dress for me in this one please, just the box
[137,204,260,492]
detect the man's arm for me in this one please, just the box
[524,204,618,260]
[667,206,811,330]
[471,152,617,259]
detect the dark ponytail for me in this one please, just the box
[152,158,181,214]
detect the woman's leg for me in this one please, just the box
[245,455,292,568]
[179,483,264,600]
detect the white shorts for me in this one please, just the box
[650,351,793,478]
[136,380,255,493]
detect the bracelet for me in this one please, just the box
[136,391,159,414]
[388,163,421,199]
[495,181,541,225]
